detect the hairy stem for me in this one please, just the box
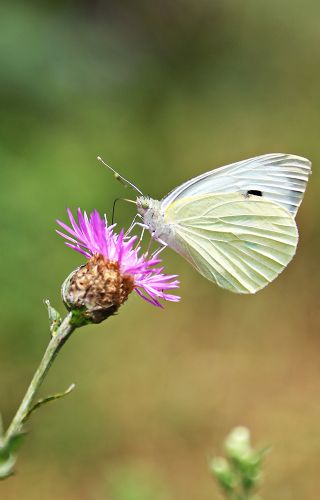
[4,312,75,442]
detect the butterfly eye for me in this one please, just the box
[136,197,151,216]
[138,198,150,209]
[247,190,263,197]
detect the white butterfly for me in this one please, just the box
[100,153,311,294]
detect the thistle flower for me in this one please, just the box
[56,209,180,322]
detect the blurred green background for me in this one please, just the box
[0,1,319,499]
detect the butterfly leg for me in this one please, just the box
[126,214,143,236]
[135,224,147,248]
[125,219,149,250]
[151,242,168,258]
[146,233,167,257]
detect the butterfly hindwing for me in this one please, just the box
[163,193,298,293]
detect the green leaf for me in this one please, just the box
[0,432,25,480]
[70,308,92,327]
[23,383,76,423]
[0,454,16,479]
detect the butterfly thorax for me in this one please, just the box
[136,196,174,242]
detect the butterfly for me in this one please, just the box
[99,153,311,294]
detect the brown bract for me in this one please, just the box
[62,254,135,323]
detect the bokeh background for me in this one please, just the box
[0,1,319,499]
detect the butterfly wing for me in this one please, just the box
[163,193,298,293]
[161,153,311,217]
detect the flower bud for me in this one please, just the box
[62,255,134,324]
[209,457,235,492]
[224,426,252,461]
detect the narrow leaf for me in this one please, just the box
[23,383,75,422]
[44,299,62,336]
[0,432,25,480]
[0,454,16,479]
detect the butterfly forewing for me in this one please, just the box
[163,193,298,293]
[161,153,311,217]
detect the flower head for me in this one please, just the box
[56,209,179,321]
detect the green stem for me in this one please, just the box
[4,312,75,442]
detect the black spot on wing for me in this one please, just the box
[247,189,263,197]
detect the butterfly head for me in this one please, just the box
[136,196,152,216]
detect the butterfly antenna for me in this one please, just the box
[97,156,144,196]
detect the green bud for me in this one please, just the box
[225,426,252,461]
[209,456,235,492]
